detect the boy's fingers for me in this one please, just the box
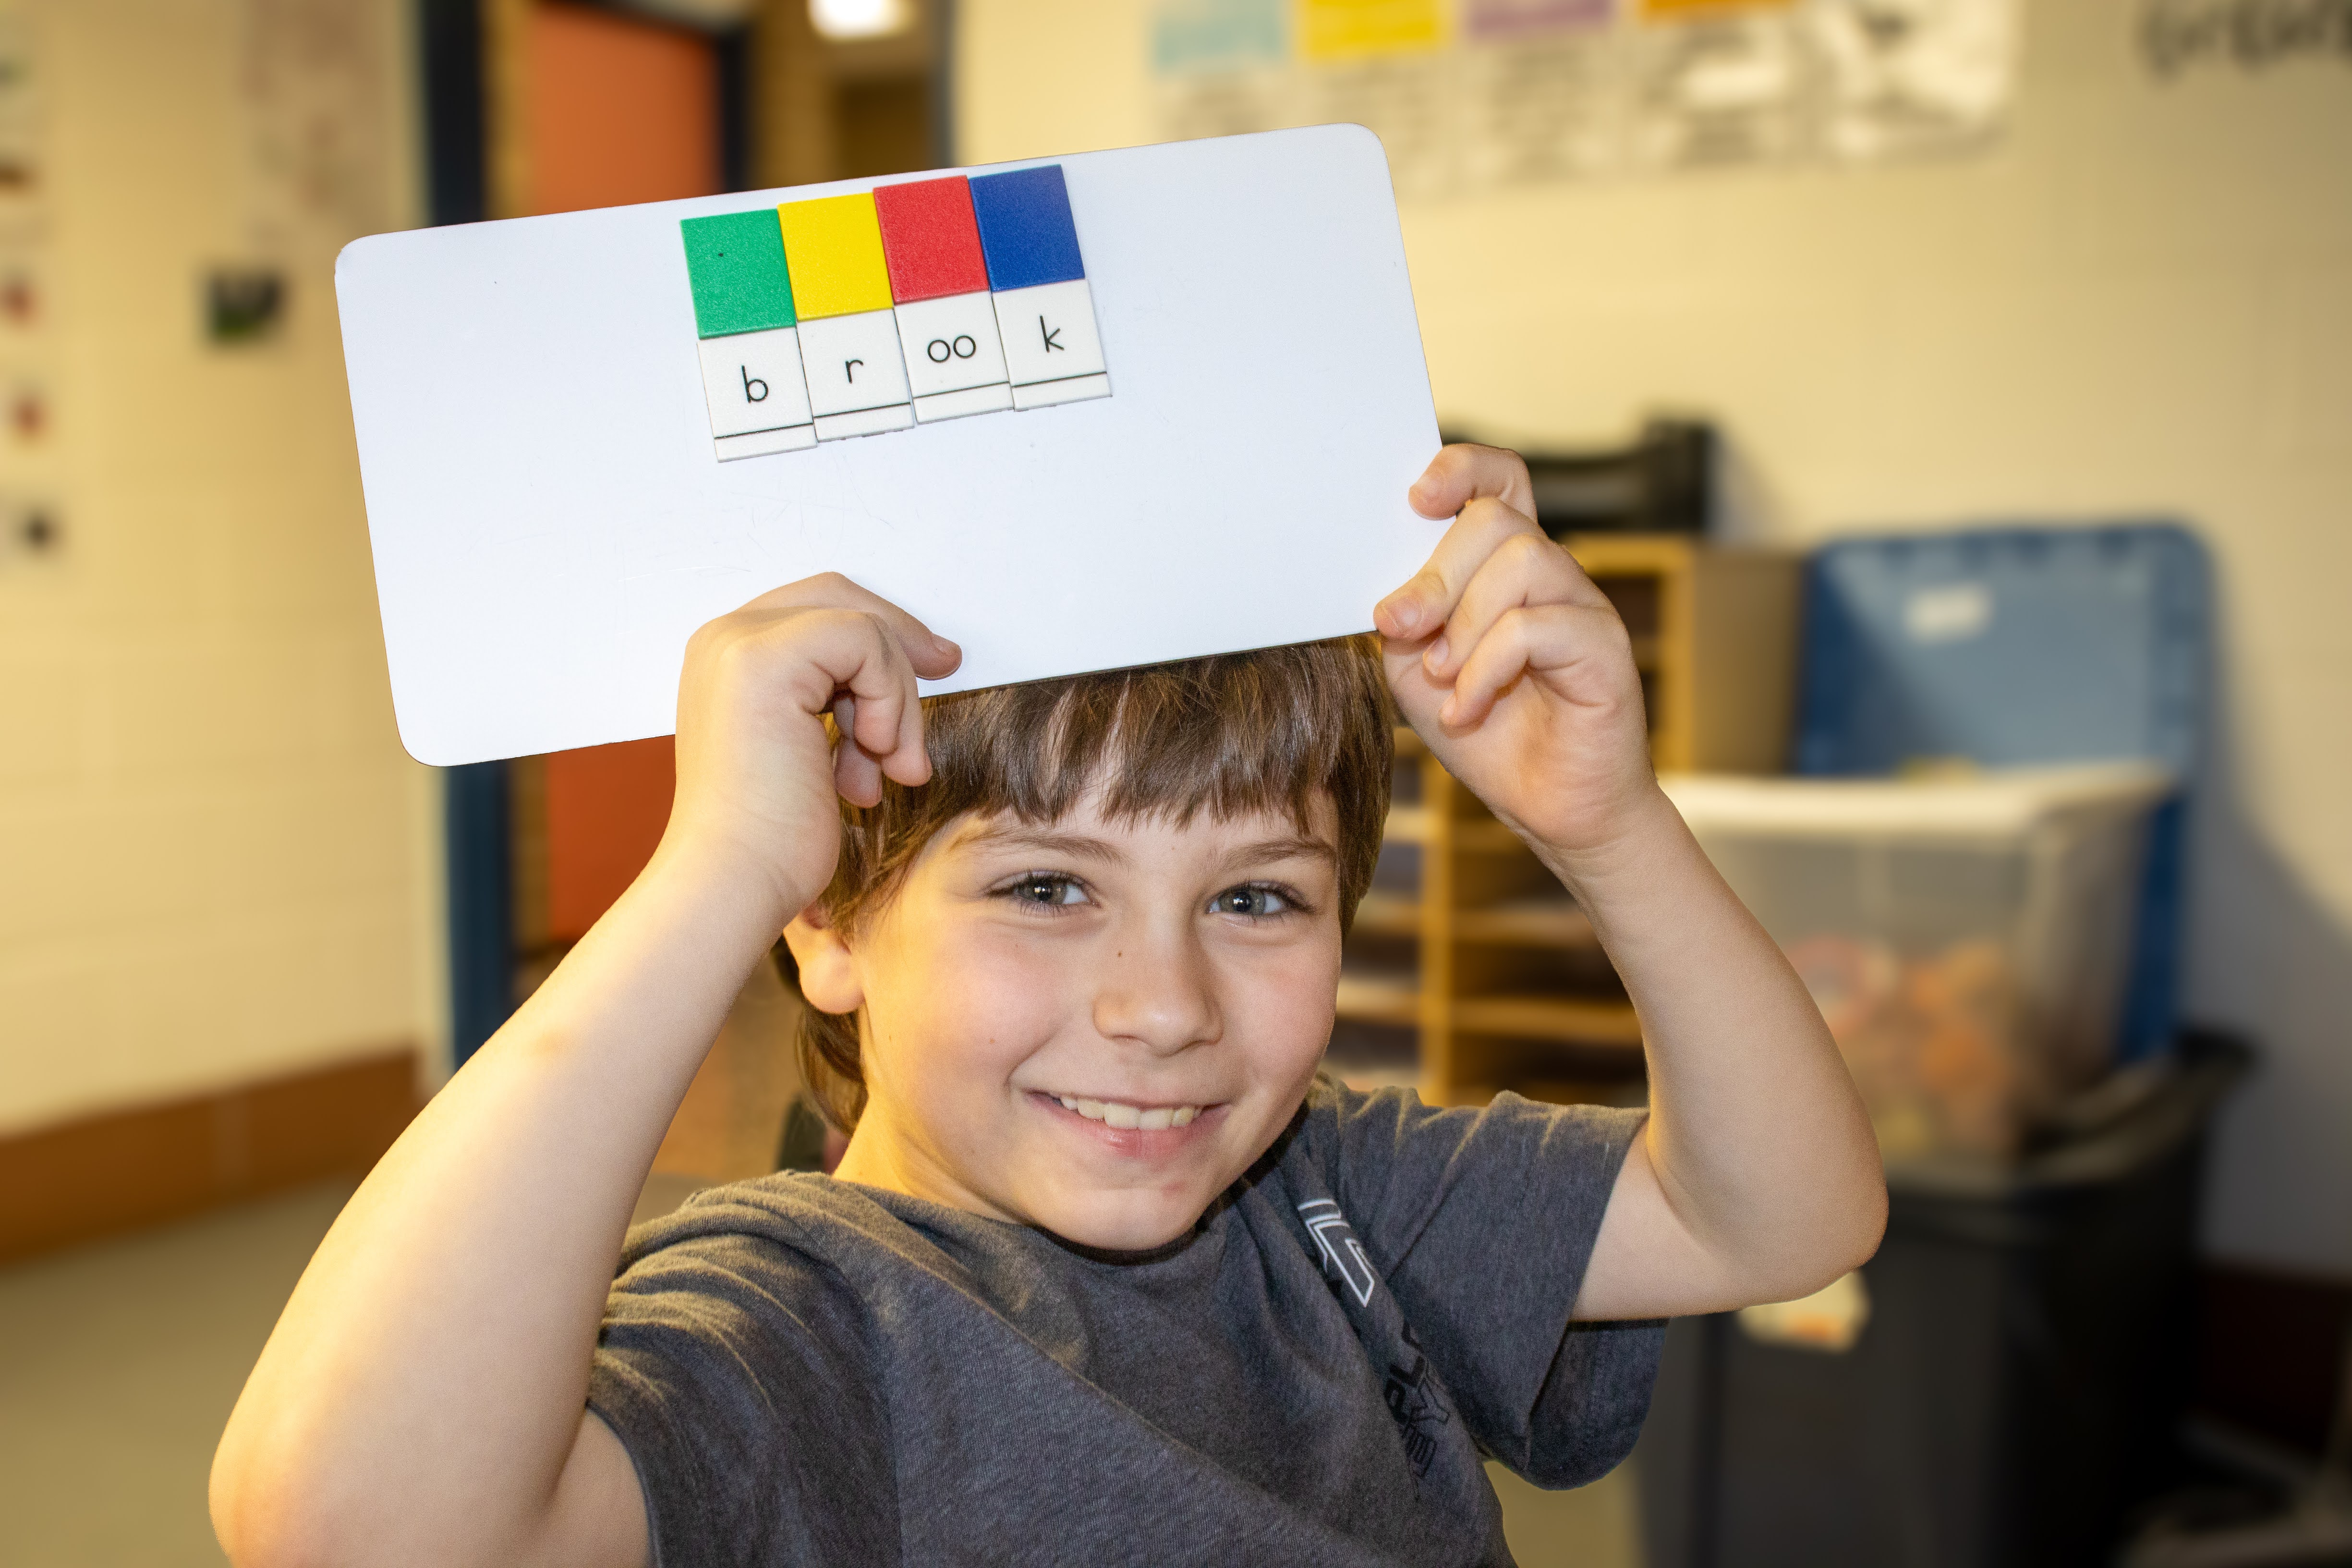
[829,615,934,791]
[1440,604,1630,728]
[831,700,885,807]
[884,658,932,788]
[830,616,911,755]
[1406,443,1537,523]
[1375,497,1542,641]
[760,610,921,804]
[1423,531,1612,682]
[743,572,962,680]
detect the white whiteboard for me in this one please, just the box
[336,125,1439,766]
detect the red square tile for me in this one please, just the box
[873,176,991,304]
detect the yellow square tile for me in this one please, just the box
[776,193,895,320]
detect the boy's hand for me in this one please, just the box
[665,573,960,916]
[1375,444,1664,866]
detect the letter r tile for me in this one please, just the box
[800,308,914,426]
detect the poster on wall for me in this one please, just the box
[237,0,398,257]
[1811,0,2017,161]
[1149,0,2019,194]
[1456,0,1623,184]
[1626,1,1815,171]
[1152,0,1294,142]
[1297,0,1456,196]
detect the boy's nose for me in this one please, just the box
[1090,924,1221,1057]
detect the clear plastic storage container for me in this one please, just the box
[1661,764,2175,1164]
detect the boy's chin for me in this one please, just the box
[1030,1189,1214,1256]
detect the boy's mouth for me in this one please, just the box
[1047,1094,1203,1131]
[1026,1091,1230,1156]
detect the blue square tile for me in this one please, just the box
[970,165,1086,292]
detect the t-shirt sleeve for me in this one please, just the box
[588,1222,898,1568]
[1306,1080,1665,1488]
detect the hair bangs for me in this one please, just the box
[938,650,1355,836]
[790,635,1394,1131]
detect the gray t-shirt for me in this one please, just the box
[590,1078,1663,1567]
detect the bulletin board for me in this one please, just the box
[1151,0,2020,194]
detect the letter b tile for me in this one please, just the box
[695,326,815,456]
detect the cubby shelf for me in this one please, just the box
[1348,891,1421,938]
[1346,535,1800,1108]
[1452,995,1645,1046]
[1381,805,1520,853]
[1334,973,1420,1026]
[1455,897,1597,948]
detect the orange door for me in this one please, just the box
[528,3,719,942]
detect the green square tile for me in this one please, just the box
[680,210,796,338]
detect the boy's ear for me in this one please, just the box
[784,906,864,1015]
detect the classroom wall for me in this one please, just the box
[0,0,438,1133]
[955,0,2352,1277]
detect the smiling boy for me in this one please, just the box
[211,446,1886,1567]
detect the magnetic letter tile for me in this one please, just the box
[775,194,896,320]
[895,291,1010,401]
[679,211,796,339]
[799,308,914,437]
[873,177,991,304]
[994,278,1108,403]
[696,326,814,440]
[970,166,1087,292]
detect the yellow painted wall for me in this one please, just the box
[0,0,440,1131]
[957,0,2352,1275]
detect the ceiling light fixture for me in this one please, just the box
[810,0,911,41]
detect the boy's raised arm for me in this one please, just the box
[1375,447,1888,1322]
[208,577,958,1568]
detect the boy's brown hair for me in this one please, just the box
[792,635,1395,1131]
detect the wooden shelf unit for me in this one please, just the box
[1336,535,1801,1107]
[1569,533,1803,774]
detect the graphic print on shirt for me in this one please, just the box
[1297,1198,1377,1306]
[1296,1196,1457,1480]
[1383,1322,1454,1479]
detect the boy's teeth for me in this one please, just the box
[1052,1096,1204,1129]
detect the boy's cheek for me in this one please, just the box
[930,935,1091,1058]
[873,916,1337,1097]
[1230,939,1345,1053]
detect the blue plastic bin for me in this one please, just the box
[1791,523,2210,1062]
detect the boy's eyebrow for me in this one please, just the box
[964,826,1131,865]
[1218,836,1339,873]
[958,825,1339,873]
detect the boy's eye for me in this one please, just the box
[1211,884,1294,918]
[1006,874,1089,908]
